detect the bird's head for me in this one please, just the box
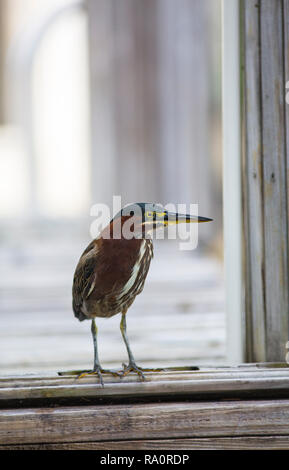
[110,202,212,239]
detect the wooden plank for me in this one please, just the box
[1,398,289,445]
[260,0,289,361]
[0,245,225,375]
[1,366,289,403]
[242,0,289,361]
[242,0,266,362]
[283,0,289,280]
[1,436,289,450]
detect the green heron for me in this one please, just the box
[62,203,212,385]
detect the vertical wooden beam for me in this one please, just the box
[285,2,289,217]
[242,0,289,362]
[261,0,289,361]
[282,0,289,360]
[242,0,266,362]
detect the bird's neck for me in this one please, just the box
[100,220,148,241]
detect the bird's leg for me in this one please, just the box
[77,319,122,386]
[58,319,121,382]
[91,318,103,376]
[76,319,104,385]
[119,310,145,381]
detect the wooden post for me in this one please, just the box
[242,0,289,362]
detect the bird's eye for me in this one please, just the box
[146,211,153,218]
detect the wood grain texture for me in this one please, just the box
[2,436,289,450]
[1,366,289,448]
[260,0,289,361]
[1,398,289,445]
[242,0,266,362]
[242,0,289,362]
[283,0,289,303]
[0,241,226,375]
[1,365,289,403]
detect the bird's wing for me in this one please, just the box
[72,241,98,320]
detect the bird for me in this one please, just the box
[62,202,212,385]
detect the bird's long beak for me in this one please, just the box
[163,212,213,225]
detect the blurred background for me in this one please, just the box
[0,0,224,374]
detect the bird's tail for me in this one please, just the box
[72,300,86,322]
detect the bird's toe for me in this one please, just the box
[77,367,104,387]
[120,362,146,381]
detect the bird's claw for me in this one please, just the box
[77,367,104,387]
[120,362,146,381]
[76,367,123,386]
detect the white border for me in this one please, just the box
[222,0,244,364]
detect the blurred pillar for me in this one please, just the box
[157,0,212,229]
[87,0,221,239]
[87,0,160,212]
[4,0,84,217]
[0,0,5,123]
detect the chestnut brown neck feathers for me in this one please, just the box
[72,219,153,321]
[100,215,146,240]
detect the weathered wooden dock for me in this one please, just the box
[1,364,289,449]
[0,233,226,375]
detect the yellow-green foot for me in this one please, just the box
[58,367,122,387]
[77,367,105,387]
[120,362,146,381]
